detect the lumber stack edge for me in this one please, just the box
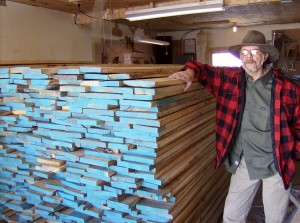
[0,64,230,223]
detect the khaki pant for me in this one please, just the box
[223,157,291,223]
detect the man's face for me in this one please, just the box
[240,46,268,74]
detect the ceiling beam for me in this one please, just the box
[224,0,280,4]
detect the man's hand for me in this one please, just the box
[169,68,195,91]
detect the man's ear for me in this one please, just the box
[264,53,269,62]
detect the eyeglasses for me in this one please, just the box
[240,49,262,56]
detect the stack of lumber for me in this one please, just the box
[0,64,230,223]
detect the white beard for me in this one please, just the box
[242,55,265,74]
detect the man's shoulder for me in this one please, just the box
[273,70,300,93]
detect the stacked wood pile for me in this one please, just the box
[0,65,230,223]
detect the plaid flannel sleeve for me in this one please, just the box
[292,85,300,159]
[184,61,224,96]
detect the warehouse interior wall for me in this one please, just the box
[163,23,300,63]
[0,2,157,65]
[1,2,300,65]
[0,1,93,63]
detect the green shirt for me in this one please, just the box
[224,67,277,180]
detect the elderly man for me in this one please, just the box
[169,30,300,223]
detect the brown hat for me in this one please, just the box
[228,30,279,64]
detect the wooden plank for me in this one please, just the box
[89,86,133,94]
[155,116,215,166]
[120,89,208,108]
[40,64,182,75]
[133,82,200,95]
[154,125,215,181]
[136,198,173,215]
[37,164,67,172]
[171,166,229,222]
[123,77,184,87]
[36,157,66,166]
[79,155,116,167]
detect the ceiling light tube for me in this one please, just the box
[134,36,170,46]
[125,0,224,21]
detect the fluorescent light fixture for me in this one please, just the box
[134,36,170,46]
[125,0,224,21]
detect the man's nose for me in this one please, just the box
[246,53,253,58]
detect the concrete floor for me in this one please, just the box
[246,186,298,223]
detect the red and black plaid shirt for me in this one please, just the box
[185,61,300,189]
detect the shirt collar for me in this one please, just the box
[261,66,273,86]
[245,64,273,86]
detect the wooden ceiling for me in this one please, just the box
[7,0,300,32]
